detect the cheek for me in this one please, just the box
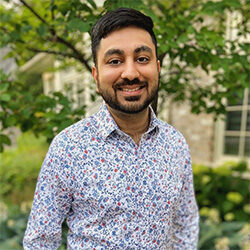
[99,68,121,85]
[99,72,117,87]
[141,67,159,82]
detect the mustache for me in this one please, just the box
[113,78,148,89]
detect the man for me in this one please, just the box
[24,7,199,249]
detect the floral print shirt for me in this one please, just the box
[23,103,199,249]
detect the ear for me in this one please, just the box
[92,66,99,93]
[157,60,161,73]
[92,65,98,83]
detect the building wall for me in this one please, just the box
[159,100,215,165]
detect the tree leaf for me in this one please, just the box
[0,93,11,102]
[0,83,9,91]
[5,116,17,127]
[0,134,11,145]
[37,24,49,37]
[66,18,90,32]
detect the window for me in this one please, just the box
[224,88,250,157]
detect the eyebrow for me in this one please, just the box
[104,49,124,59]
[134,46,153,54]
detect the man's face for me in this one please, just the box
[92,26,160,114]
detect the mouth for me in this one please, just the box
[116,85,145,96]
[117,86,144,92]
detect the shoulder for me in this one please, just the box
[50,113,99,151]
[154,118,190,161]
[155,119,192,174]
[157,119,187,144]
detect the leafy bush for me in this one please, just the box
[0,205,29,250]
[194,161,250,249]
[0,132,48,205]
[198,217,249,249]
[193,161,249,222]
[0,70,86,152]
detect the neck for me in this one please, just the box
[107,106,150,145]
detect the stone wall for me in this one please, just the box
[164,102,215,165]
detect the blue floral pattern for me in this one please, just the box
[23,103,199,249]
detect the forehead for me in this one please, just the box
[98,26,155,57]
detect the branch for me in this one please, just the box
[27,47,76,58]
[55,37,92,72]
[19,0,47,24]
[27,47,92,72]
[51,0,55,20]
[19,0,92,72]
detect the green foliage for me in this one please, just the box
[16,72,44,97]
[194,161,250,249]
[0,132,48,205]
[0,208,28,250]
[0,70,86,152]
[198,218,248,249]
[193,161,249,222]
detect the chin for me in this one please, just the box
[111,100,150,114]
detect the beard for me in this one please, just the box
[97,78,159,114]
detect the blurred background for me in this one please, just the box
[0,0,249,249]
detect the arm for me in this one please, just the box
[23,135,72,249]
[171,144,199,249]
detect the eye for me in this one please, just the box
[137,57,149,63]
[108,59,122,65]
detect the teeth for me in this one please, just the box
[122,87,140,92]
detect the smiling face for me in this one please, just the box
[92,26,160,114]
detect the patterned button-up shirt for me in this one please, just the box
[23,103,199,249]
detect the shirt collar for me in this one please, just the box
[96,102,160,139]
[147,105,160,134]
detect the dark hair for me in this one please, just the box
[91,7,158,65]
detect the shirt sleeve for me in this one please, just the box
[23,134,72,249]
[171,141,199,249]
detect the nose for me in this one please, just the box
[121,61,140,81]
